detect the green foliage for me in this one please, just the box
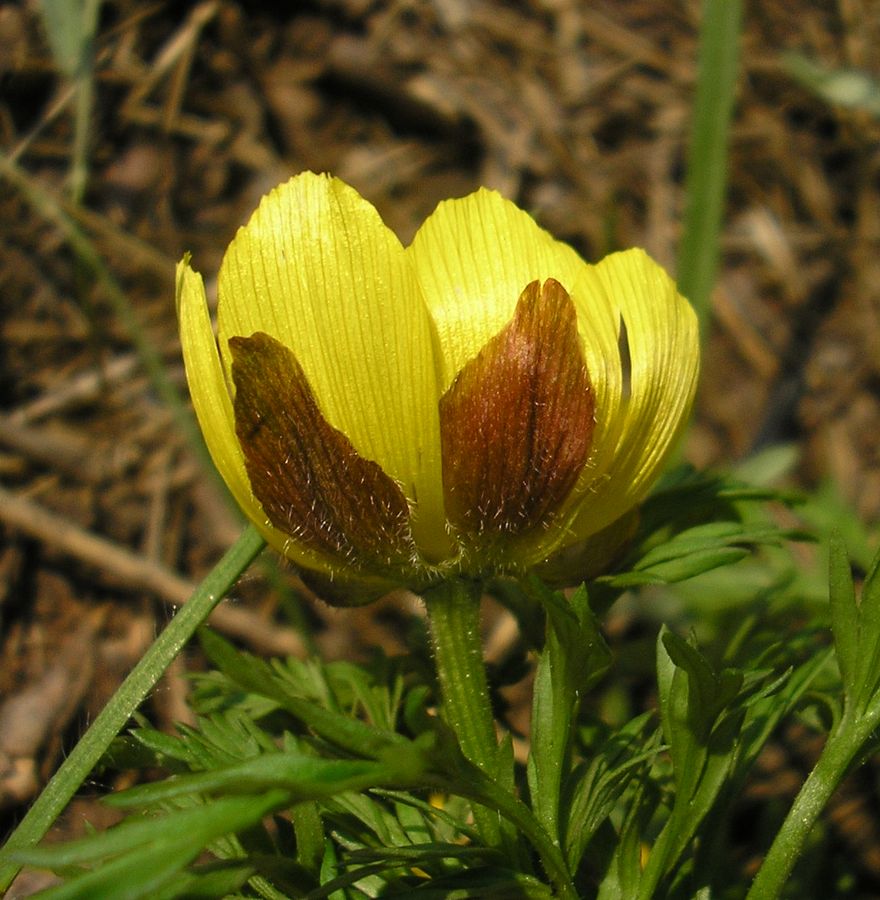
[744,540,880,899]
[0,526,267,894]
[597,466,811,592]
[7,469,880,899]
[8,640,483,898]
[11,792,288,900]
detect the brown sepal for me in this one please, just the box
[230,332,417,574]
[439,278,594,548]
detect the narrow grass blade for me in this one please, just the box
[677,0,744,337]
[0,525,266,892]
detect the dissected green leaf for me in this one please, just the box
[827,536,880,714]
[325,790,414,850]
[291,800,325,875]
[199,629,409,760]
[635,466,790,534]
[642,630,751,897]
[600,520,805,589]
[604,547,750,587]
[738,649,833,772]
[146,862,258,900]
[563,713,660,871]
[656,707,740,886]
[32,841,207,900]
[107,751,423,809]
[596,781,655,900]
[10,790,289,870]
[127,726,195,765]
[662,632,743,739]
[372,789,477,847]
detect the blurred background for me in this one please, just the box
[1,0,880,891]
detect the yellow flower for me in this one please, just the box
[177,173,699,600]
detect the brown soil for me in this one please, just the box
[1,0,880,894]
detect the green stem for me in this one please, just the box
[0,525,266,892]
[677,0,743,339]
[423,579,577,897]
[423,578,501,846]
[69,0,101,205]
[746,707,876,899]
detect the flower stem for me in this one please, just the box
[746,707,877,899]
[0,525,266,892]
[423,578,502,846]
[424,578,578,898]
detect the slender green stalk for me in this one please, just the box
[69,0,101,203]
[423,578,577,898]
[746,707,878,899]
[69,39,95,204]
[423,578,501,847]
[423,579,497,772]
[37,0,103,201]
[677,0,743,338]
[0,525,266,893]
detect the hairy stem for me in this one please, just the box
[423,577,502,846]
[423,577,577,898]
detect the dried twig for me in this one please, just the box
[0,485,305,658]
[0,414,139,482]
[5,355,140,426]
[0,614,102,809]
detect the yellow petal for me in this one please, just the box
[407,188,589,391]
[216,173,450,561]
[567,248,700,540]
[175,258,334,573]
[176,259,252,515]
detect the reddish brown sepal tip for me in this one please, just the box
[439,278,594,551]
[230,331,416,574]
